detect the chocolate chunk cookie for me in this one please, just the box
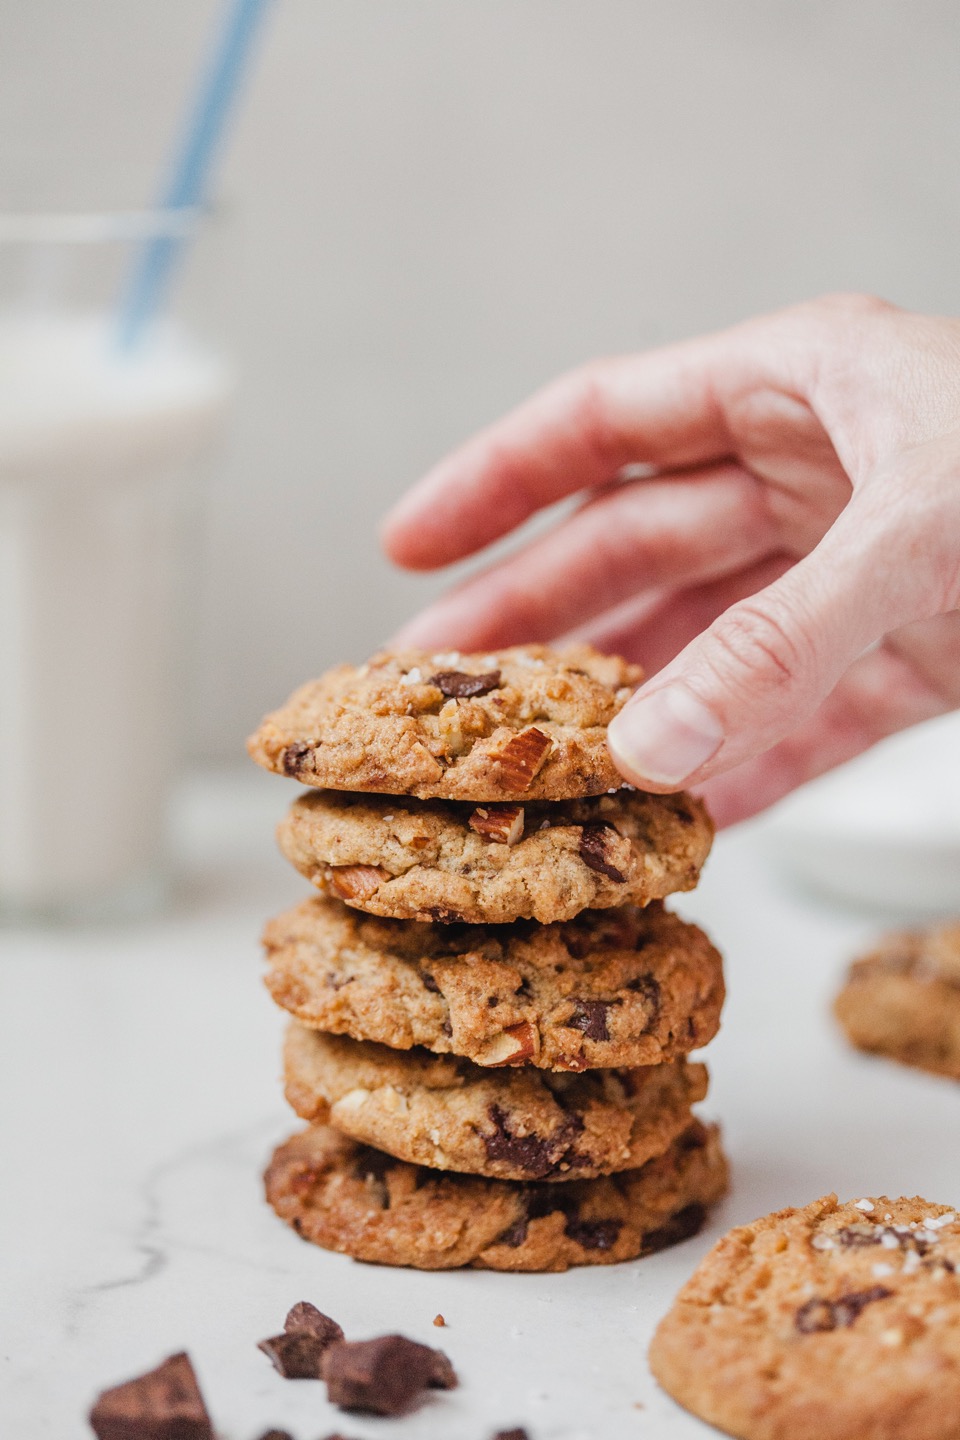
[283,1024,708,1182]
[276,786,712,924]
[264,897,724,1071]
[247,645,641,801]
[649,1193,960,1440]
[835,922,960,1080]
[265,1119,728,1271]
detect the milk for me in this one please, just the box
[0,312,231,917]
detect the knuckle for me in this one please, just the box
[706,599,811,696]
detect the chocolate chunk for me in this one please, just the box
[563,1215,622,1251]
[279,1300,344,1348]
[352,1147,394,1207]
[567,999,612,1042]
[89,1351,214,1440]
[641,1203,708,1256]
[795,1286,893,1334]
[492,1430,531,1440]
[421,972,440,993]
[256,1431,295,1440]
[494,1214,530,1248]
[321,1335,457,1416]
[626,974,661,1023]
[281,741,313,777]
[481,1104,581,1178]
[429,669,501,698]
[259,1331,330,1380]
[578,823,627,882]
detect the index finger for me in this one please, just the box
[381,335,741,571]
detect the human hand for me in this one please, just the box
[381,295,960,825]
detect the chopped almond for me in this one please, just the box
[469,804,525,845]
[477,1021,539,1066]
[493,727,552,791]
[327,864,390,902]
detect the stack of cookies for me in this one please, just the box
[248,644,729,1272]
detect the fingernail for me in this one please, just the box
[607,685,723,786]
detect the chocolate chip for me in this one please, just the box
[259,1330,333,1379]
[567,999,612,1042]
[625,975,661,1025]
[281,741,313,777]
[429,669,501,698]
[578,823,627,883]
[641,1203,708,1256]
[421,972,440,993]
[494,1214,530,1248]
[795,1286,893,1334]
[563,1216,622,1251]
[352,1147,394,1207]
[321,1335,457,1416]
[482,1105,583,1178]
[89,1351,215,1440]
[286,1301,344,1344]
[426,905,464,923]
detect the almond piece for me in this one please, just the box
[477,1021,539,1067]
[468,804,525,845]
[492,727,552,791]
[327,864,390,902]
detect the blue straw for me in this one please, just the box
[116,0,270,349]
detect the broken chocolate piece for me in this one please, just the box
[492,1431,531,1440]
[493,727,553,790]
[284,1301,344,1345]
[321,1334,457,1416]
[795,1286,893,1334]
[256,1431,295,1440]
[258,1332,329,1380]
[563,1215,622,1251]
[578,823,627,882]
[429,668,501,698]
[567,999,612,1042]
[481,1104,581,1177]
[89,1351,214,1440]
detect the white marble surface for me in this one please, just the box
[3,769,959,1440]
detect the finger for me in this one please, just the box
[606,495,939,792]
[699,611,960,826]
[390,463,779,650]
[382,335,741,570]
[569,553,794,674]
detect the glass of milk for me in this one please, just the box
[0,211,232,921]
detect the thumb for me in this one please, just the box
[606,503,924,791]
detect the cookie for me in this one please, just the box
[264,897,724,1071]
[264,1119,728,1272]
[283,1024,707,1182]
[247,645,641,801]
[650,1192,960,1440]
[276,786,712,925]
[835,922,960,1080]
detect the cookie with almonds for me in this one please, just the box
[264,1119,728,1272]
[276,786,712,925]
[283,1023,708,1182]
[649,1193,960,1440]
[835,921,960,1080]
[263,897,724,1071]
[247,645,642,801]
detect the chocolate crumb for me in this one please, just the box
[578,824,627,883]
[567,999,612,1042]
[429,669,501,698]
[795,1286,893,1334]
[89,1351,214,1440]
[492,1430,531,1440]
[432,1314,446,1327]
[321,1335,457,1416]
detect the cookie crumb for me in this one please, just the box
[432,1313,446,1327]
